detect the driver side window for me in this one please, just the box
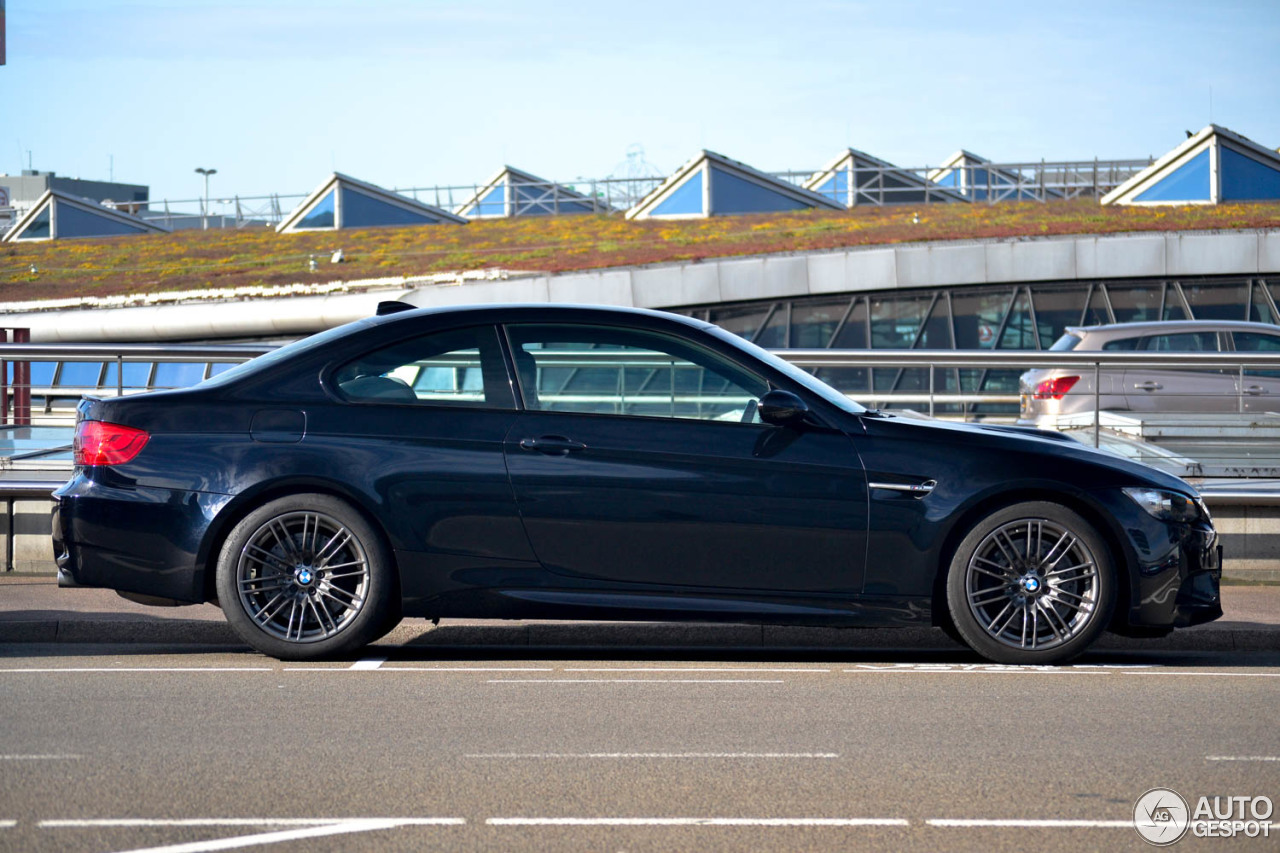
[505,324,769,423]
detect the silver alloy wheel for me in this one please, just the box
[235,510,371,644]
[964,517,1100,651]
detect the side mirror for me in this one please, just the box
[757,389,809,427]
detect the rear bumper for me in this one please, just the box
[52,473,230,604]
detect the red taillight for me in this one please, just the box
[1032,376,1080,400]
[74,421,150,466]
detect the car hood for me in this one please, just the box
[857,413,1197,495]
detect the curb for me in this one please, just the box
[1,619,1277,653]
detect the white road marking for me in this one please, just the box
[348,657,386,671]
[927,819,1133,828]
[841,668,1109,676]
[39,818,466,828]
[488,679,786,684]
[0,754,81,760]
[465,753,840,759]
[0,820,14,828]
[487,817,908,827]
[93,819,415,853]
[284,666,555,672]
[1207,755,1280,762]
[1128,672,1280,678]
[0,668,272,674]
[564,667,830,673]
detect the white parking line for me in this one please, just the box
[348,657,386,670]
[1207,755,1280,762]
[487,817,907,826]
[0,754,81,760]
[0,668,272,673]
[94,820,424,853]
[39,818,466,827]
[488,679,786,684]
[926,819,1133,828]
[465,753,840,759]
[564,667,830,673]
[1128,672,1280,678]
[283,666,556,672]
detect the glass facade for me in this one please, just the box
[14,206,51,240]
[650,169,704,216]
[683,275,1280,413]
[341,187,440,227]
[1220,147,1280,201]
[708,167,810,214]
[294,190,336,229]
[1134,149,1211,202]
[57,204,149,238]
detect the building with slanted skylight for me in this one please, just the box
[626,151,844,220]
[2,189,170,242]
[277,173,467,233]
[805,148,967,207]
[454,166,607,218]
[1103,125,1280,206]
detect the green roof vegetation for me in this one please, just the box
[3,200,1279,304]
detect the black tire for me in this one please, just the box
[946,501,1115,665]
[215,493,395,661]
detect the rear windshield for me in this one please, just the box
[1049,334,1081,351]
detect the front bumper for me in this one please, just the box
[1111,496,1222,632]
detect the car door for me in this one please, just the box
[1124,331,1233,413]
[501,322,869,595]
[312,324,533,568]
[1232,331,1280,413]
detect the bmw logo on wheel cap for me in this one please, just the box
[296,568,314,585]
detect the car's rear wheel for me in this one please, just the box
[215,494,395,660]
[946,501,1115,664]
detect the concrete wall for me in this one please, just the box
[402,228,1280,312]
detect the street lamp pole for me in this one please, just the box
[194,167,217,229]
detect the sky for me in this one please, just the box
[3,0,1280,206]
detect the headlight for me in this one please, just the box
[1122,487,1206,523]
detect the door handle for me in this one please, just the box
[1133,382,1163,392]
[519,435,587,456]
[1245,385,1268,396]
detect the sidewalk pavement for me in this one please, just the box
[0,575,1276,653]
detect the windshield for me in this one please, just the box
[198,320,375,388]
[707,327,867,414]
[1049,333,1082,351]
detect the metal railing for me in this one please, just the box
[3,344,1280,482]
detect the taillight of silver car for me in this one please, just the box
[1032,376,1080,400]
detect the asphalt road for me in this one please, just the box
[1,644,1278,853]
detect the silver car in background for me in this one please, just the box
[1019,320,1280,428]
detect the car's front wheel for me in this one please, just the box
[215,494,395,660]
[946,501,1115,664]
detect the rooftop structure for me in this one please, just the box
[805,148,967,207]
[454,166,607,218]
[1103,125,1280,206]
[626,150,845,220]
[2,190,169,243]
[277,172,467,233]
[927,150,1060,202]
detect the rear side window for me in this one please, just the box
[1233,332,1280,352]
[333,325,514,409]
[1049,334,1082,351]
[1142,332,1219,352]
[1101,337,1140,351]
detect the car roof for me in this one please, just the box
[367,302,713,331]
[1065,319,1280,338]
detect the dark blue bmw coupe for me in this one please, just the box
[52,304,1222,662]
